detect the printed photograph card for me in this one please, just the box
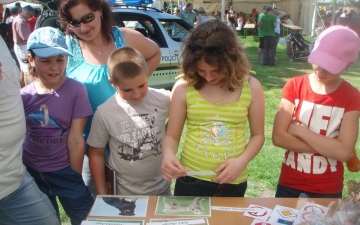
[149,217,209,225]
[83,219,145,225]
[89,195,148,217]
[267,205,300,225]
[155,196,211,217]
[243,204,272,221]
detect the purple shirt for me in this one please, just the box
[21,78,93,172]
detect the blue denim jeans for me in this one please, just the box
[0,171,60,225]
[275,183,342,198]
[27,166,94,225]
[174,176,247,197]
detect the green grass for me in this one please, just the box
[60,34,360,224]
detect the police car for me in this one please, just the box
[35,2,193,88]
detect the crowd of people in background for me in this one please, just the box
[170,3,303,36]
[334,8,359,31]
[0,3,41,87]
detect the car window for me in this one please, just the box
[113,12,166,48]
[158,19,190,42]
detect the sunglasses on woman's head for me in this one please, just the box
[68,11,96,28]
[188,44,224,54]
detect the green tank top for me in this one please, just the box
[181,77,251,184]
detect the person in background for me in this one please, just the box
[161,19,265,197]
[15,2,22,13]
[252,8,259,33]
[257,5,267,64]
[59,0,161,198]
[3,8,11,23]
[196,7,206,26]
[236,12,244,30]
[4,7,18,48]
[88,47,171,196]
[347,9,358,31]
[252,8,259,22]
[283,14,294,25]
[339,9,349,26]
[0,35,60,225]
[172,7,180,35]
[22,27,94,225]
[193,8,199,16]
[226,5,237,31]
[5,7,18,24]
[259,7,277,66]
[272,26,360,198]
[179,3,196,26]
[28,8,40,32]
[12,5,34,86]
[334,9,342,25]
[224,9,228,22]
[207,11,216,20]
[272,8,286,60]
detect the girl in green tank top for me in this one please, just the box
[161,19,265,197]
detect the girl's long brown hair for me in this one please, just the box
[180,19,251,91]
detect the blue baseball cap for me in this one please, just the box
[27,27,73,58]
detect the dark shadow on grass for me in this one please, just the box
[244,44,313,91]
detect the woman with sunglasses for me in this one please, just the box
[59,0,161,197]
[161,19,265,197]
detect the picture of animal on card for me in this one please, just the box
[89,195,148,217]
[103,197,137,216]
[156,196,211,216]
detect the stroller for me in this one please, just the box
[286,32,312,61]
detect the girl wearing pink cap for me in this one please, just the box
[272,25,360,198]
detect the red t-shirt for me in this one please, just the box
[28,17,38,32]
[279,74,360,194]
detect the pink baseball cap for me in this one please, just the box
[308,25,360,75]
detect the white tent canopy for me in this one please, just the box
[3,0,43,11]
[170,0,357,36]
[1,0,43,23]
[185,0,296,24]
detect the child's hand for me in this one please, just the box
[212,158,245,184]
[161,151,187,180]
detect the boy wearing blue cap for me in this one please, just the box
[21,27,94,225]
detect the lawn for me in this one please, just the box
[59,33,360,224]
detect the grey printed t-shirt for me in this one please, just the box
[87,88,171,195]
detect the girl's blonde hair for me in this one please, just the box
[180,19,251,91]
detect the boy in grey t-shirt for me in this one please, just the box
[88,47,171,196]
